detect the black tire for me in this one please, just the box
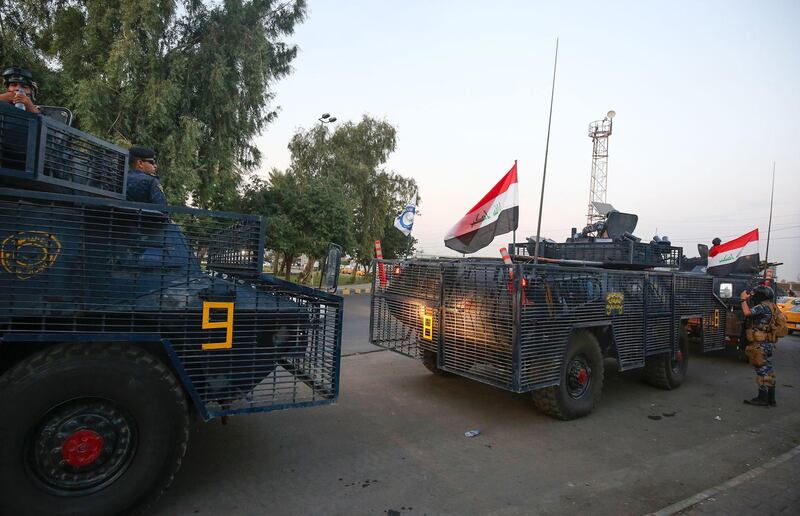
[0,343,190,516]
[644,333,689,390]
[532,331,604,420]
[421,350,454,377]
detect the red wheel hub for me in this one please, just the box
[61,429,104,467]
[577,368,588,385]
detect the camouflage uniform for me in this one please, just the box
[126,169,167,205]
[745,303,775,393]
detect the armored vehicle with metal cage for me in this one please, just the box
[370,208,726,420]
[680,243,778,358]
[0,103,344,516]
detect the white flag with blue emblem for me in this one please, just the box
[394,194,417,236]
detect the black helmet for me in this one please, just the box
[751,285,774,304]
[3,66,38,101]
[712,237,721,246]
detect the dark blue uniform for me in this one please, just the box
[126,169,167,205]
[746,303,775,392]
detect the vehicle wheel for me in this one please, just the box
[532,331,604,420]
[421,350,454,377]
[0,343,190,516]
[644,333,689,390]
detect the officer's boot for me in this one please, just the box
[743,389,769,406]
[768,387,776,407]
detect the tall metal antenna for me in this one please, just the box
[764,161,775,272]
[586,110,616,225]
[533,38,559,264]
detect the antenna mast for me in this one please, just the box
[586,110,615,225]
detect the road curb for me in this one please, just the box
[339,286,372,296]
[647,444,800,516]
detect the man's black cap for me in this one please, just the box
[129,146,155,160]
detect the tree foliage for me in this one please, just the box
[242,170,354,279]
[0,0,306,208]
[288,115,418,269]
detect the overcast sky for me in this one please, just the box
[255,0,800,281]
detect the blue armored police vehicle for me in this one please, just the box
[0,103,344,515]
[370,207,726,420]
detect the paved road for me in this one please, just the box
[154,294,800,516]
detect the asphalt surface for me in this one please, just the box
[154,294,800,516]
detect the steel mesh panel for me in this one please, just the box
[41,120,127,198]
[369,260,441,357]
[646,317,673,355]
[518,266,649,389]
[540,241,681,268]
[440,262,514,389]
[369,258,727,395]
[0,106,36,176]
[675,273,726,351]
[0,190,341,417]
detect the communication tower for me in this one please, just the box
[586,110,616,225]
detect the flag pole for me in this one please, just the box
[512,159,517,253]
[533,38,559,265]
[764,161,775,278]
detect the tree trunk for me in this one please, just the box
[283,252,294,280]
[299,255,315,284]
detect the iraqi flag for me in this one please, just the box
[708,229,760,276]
[444,161,519,254]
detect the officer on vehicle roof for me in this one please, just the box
[740,285,777,407]
[126,146,167,205]
[0,66,39,113]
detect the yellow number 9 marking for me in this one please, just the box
[202,301,234,350]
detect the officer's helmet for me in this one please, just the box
[751,285,774,304]
[3,66,38,101]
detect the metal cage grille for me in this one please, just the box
[0,189,342,419]
[0,104,128,199]
[0,105,37,176]
[539,241,682,269]
[440,262,514,389]
[41,118,128,198]
[371,258,726,393]
[370,260,441,357]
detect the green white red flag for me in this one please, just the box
[444,162,519,254]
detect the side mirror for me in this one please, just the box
[697,244,709,259]
[38,106,73,126]
[320,243,342,293]
[718,282,734,299]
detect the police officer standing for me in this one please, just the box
[126,146,167,205]
[740,285,777,407]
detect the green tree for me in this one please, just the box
[287,115,418,278]
[0,0,306,208]
[242,170,354,281]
